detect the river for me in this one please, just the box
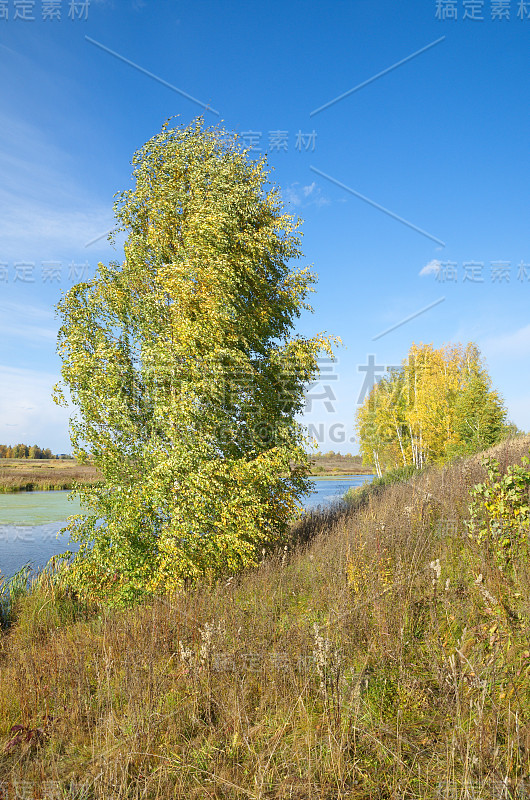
[0,474,372,579]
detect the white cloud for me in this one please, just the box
[419,259,441,277]
[0,301,55,320]
[0,201,116,258]
[283,181,330,209]
[282,183,302,207]
[0,302,58,345]
[0,364,70,451]
[0,113,116,259]
[482,324,530,359]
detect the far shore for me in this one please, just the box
[0,458,100,493]
[308,453,372,477]
[309,472,372,479]
[0,453,372,492]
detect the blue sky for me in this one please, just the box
[1,0,529,453]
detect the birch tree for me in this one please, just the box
[55,118,335,604]
[356,341,507,473]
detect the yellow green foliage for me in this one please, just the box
[466,454,530,567]
[55,118,336,604]
[356,341,507,475]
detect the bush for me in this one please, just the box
[465,453,530,567]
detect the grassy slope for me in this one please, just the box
[0,459,100,492]
[0,439,530,797]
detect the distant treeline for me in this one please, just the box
[0,443,56,459]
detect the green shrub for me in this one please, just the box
[465,454,530,567]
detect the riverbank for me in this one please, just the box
[0,459,100,492]
[309,452,372,475]
[1,438,529,797]
[0,454,370,491]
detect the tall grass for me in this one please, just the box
[0,438,529,797]
[0,564,33,628]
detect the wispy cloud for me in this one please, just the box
[0,301,55,320]
[419,259,441,277]
[483,324,530,359]
[0,113,115,259]
[0,203,116,259]
[0,302,58,345]
[0,364,70,449]
[283,181,330,209]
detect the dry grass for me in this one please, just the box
[0,459,100,492]
[0,439,529,797]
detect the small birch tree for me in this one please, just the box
[355,341,507,473]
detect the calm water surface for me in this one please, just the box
[0,475,372,578]
[303,474,372,511]
[0,491,83,579]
